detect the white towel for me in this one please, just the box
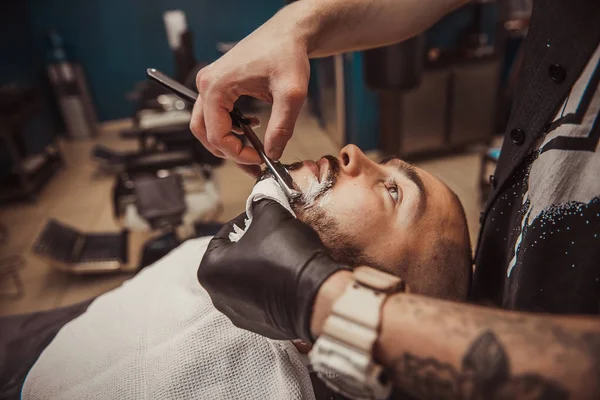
[229,177,296,242]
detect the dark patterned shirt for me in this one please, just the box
[473,0,600,314]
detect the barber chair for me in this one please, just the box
[33,175,192,274]
[111,156,220,229]
[119,123,190,151]
[134,175,186,267]
[92,145,195,175]
[106,29,254,175]
[92,82,222,177]
[118,123,222,166]
[32,220,129,274]
[0,84,63,203]
[0,255,25,299]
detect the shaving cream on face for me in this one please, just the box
[299,174,334,209]
[317,191,332,208]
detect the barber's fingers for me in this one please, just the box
[236,163,262,178]
[190,95,225,158]
[192,99,261,176]
[231,115,261,135]
[249,199,295,230]
[264,83,307,160]
[229,312,292,340]
[204,100,262,165]
[214,301,293,340]
[231,116,263,175]
[198,212,246,292]
[252,199,294,217]
[201,212,247,272]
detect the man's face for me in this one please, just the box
[273,145,466,277]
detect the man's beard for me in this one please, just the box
[257,156,378,268]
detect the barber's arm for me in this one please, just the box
[312,272,600,399]
[190,0,469,163]
[199,200,600,399]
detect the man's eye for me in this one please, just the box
[387,184,399,202]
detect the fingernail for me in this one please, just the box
[267,147,282,160]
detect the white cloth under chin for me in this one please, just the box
[22,237,314,400]
[229,177,296,242]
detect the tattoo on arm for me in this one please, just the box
[393,331,568,400]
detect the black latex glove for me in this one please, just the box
[198,199,348,341]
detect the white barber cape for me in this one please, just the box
[23,238,314,400]
[23,180,315,400]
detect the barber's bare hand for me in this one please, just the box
[190,17,310,163]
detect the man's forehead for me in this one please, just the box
[379,156,406,166]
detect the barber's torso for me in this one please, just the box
[472,0,600,314]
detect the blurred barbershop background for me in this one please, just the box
[0,0,529,315]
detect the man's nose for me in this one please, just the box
[339,144,373,177]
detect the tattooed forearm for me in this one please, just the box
[393,331,568,400]
[378,294,600,399]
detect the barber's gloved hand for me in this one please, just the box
[199,199,348,341]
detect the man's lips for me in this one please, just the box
[317,157,329,182]
[302,157,331,183]
[303,160,320,182]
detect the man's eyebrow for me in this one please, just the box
[380,157,427,205]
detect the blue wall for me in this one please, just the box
[344,52,380,151]
[0,1,39,86]
[0,1,57,162]
[27,0,284,121]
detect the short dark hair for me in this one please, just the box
[404,191,472,301]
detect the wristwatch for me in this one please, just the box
[308,266,404,400]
